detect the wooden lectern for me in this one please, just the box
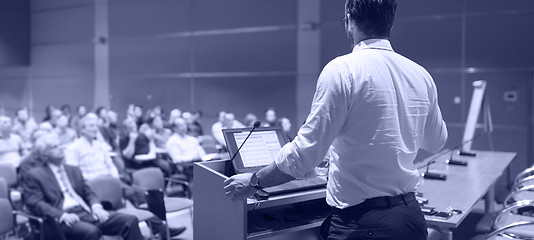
[194,159,329,240]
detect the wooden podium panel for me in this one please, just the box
[193,159,328,240]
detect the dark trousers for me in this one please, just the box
[320,193,428,240]
[60,207,144,240]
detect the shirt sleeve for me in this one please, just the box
[166,137,187,163]
[275,60,350,179]
[195,139,206,158]
[421,77,448,153]
[104,149,120,179]
[64,144,79,167]
[211,123,225,146]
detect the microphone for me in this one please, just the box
[446,133,485,166]
[421,160,447,181]
[229,120,261,162]
[418,132,488,180]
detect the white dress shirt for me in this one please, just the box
[48,164,90,211]
[64,137,119,181]
[0,133,23,167]
[166,133,206,163]
[275,39,447,209]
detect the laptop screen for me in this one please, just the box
[223,127,288,173]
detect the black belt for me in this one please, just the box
[339,192,416,211]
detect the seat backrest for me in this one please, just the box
[132,167,164,190]
[87,176,124,210]
[0,178,8,199]
[197,135,219,153]
[0,163,17,186]
[197,135,216,145]
[0,198,14,234]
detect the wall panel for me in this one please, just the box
[466,13,534,68]
[31,43,94,77]
[391,18,462,69]
[193,30,297,73]
[31,6,94,44]
[109,0,192,37]
[110,38,192,75]
[192,0,297,30]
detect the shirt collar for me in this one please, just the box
[48,163,63,173]
[352,39,393,53]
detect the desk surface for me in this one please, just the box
[417,150,516,229]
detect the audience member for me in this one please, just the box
[243,113,258,127]
[60,104,72,120]
[65,113,119,181]
[119,118,172,177]
[94,106,109,127]
[55,114,77,147]
[96,108,118,151]
[153,105,163,117]
[107,110,118,128]
[168,108,182,128]
[211,111,226,146]
[262,107,278,127]
[213,113,245,147]
[182,111,203,137]
[42,105,56,122]
[133,105,144,127]
[66,115,185,239]
[166,118,206,164]
[70,104,88,135]
[38,121,54,133]
[0,115,26,167]
[145,115,171,149]
[12,107,38,149]
[18,129,49,183]
[279,117,294,142]
[47,108,63,127]
[125,104,135,120]
[104,110,120,150]
[22,133,144,240]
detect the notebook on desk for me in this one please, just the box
[223,127,326,196]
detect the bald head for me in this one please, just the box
[172,117,187,135]
[35,133,65,165]
[222,113,235,128]
[80,113,99,139]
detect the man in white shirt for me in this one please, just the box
[211,111,227,146]
[166,118,206,164]
[223,1,447,239]
[212,112,245,147]
[23,133,143,240]
[65,113,119,181]
[0,115,25,167]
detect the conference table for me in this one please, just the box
[416,150,516,240]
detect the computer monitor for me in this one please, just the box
[222,126,288,174]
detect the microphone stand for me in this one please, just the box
[230,121,261,162]
[421,160,447,181]
[446,132,486,166]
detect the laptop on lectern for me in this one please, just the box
[222,127,326,196]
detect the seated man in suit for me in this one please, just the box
[22,133,144,240]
